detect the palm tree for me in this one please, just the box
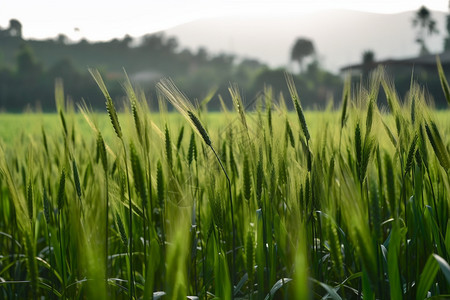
[444,1,450,51]
[362,50,375,78]
[412,6,439,55]
[291,38,315,73]
[7,19,22,38]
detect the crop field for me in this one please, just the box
[0,68,449,299]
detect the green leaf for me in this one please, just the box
[387,224,403,300]
[445,221,450,258]
[264,278,292,300]
[362,268,375,300]
[416,254,440,300]
[233,272,248,296]
[153,291,166,299]
[433,254,450,284]
[311,278,342,300]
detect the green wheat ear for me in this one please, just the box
[26,180,33,221]
[355,122,362,173]
[187,110,211,146]
[285,73,310,142]
[436,56,450,106]
[115,212,128,247]
[425,121,450,171]
[245,230,255,283]
[229,83,248,130]
[131,100,144,145]
[164,124,173,168]
[365,98,374,136]
[89,68,122,139]
[340,76,351,130]
[285,119,295,148]
[72,159,82,198]
[255,158,263,208]
[130,142,147,204]
[187,131,197,166]
[106,95,122,139]
[210,194,225,231]
[404,135,418,175]
[267,103,273,136]
[243,154,252,201]
[97,133,108,173]
[360,136,375,183]
[176,125,185,150]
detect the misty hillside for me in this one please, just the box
[1,8,450,111]
[165,9,448,73]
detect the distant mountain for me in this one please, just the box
[165,9,448,73]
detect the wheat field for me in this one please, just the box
[0,68,449,299]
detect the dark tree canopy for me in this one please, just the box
[16,44,42,75]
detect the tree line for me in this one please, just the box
[0,19,343,112]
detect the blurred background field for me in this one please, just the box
[1,109,449,146]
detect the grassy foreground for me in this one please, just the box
[0,69,449,299]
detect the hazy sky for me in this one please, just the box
[1,0,448,41]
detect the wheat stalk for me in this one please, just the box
[285,73,310,142]
[157,78,237,295]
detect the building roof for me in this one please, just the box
[340,51,450,73]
